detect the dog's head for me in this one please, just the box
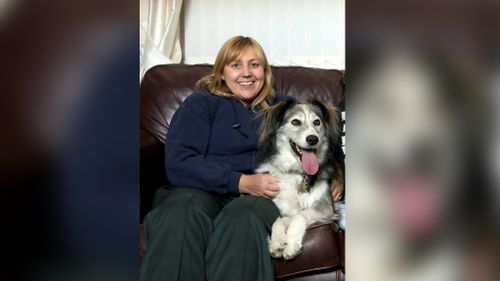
[258,100,341,176]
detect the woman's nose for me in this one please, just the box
[241,65,251,76]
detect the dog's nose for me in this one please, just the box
[306,135,318,145]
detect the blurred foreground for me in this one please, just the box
[347,1,499,280]
[0,1,139,281]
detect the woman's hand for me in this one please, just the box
[239,173,280,199]
[331,178,344,202]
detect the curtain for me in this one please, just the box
[182,0,345,70]
[140,0,183,80]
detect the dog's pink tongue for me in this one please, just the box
[301,151,319,175]
[392,176,441,239]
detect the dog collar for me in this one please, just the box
[299,174,317,193]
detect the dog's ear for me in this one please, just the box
[258,100,295,144]
[310,100,341,138]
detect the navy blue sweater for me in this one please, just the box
[165,89,291,195]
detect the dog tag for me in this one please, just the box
[299,177,309,193]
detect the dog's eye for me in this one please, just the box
[313,119,321,126]
[291,119,301,126]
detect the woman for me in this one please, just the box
[140,36,343,281]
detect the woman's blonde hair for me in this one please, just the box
[196,36,275,109]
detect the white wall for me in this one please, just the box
[182,0,345,70]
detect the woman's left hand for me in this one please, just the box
[331,179,344,202]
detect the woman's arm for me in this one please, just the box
[165,92,242,194]
[331,178,344,201]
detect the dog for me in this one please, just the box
[348,49,470,281]
[256,100,344,260]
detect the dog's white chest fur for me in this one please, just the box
[257,166,331,214]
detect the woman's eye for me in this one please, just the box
[313,119,321,126]
[231,63,240,68]
[251,62,260,68]
[291,119,301,126]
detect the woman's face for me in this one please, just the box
[222,47,265,102]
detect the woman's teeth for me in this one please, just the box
[238,81,254,86]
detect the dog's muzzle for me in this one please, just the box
[289,140,319,175]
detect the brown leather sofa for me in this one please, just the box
[140,64,345,281]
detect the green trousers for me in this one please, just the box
[139,186,280,281]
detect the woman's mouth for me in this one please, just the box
[238,81,254,86]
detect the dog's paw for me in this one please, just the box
[268,236,287,258]
[282,239,302,260]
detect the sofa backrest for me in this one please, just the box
[140,64,344,221]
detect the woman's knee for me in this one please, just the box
[145,187,223,232]
[220,195,280,228]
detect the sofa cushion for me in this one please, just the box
[274,221,344,280]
